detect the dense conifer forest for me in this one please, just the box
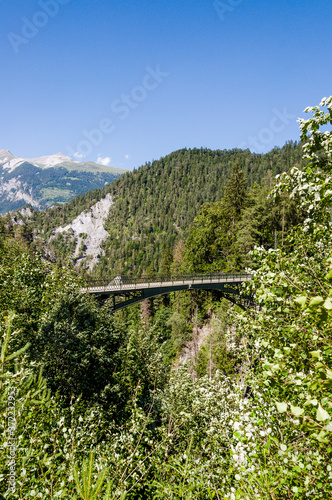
[0,98,332,499]
[24,141,305,277]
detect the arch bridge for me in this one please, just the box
[82,273,253,311]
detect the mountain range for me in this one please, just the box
[0,149,127,213]
[13,142,304,276]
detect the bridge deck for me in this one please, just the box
[82,273,252,294]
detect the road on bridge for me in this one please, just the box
[82,273,253,311]
[82,273,252,294]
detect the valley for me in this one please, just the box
[1,111,332,498]
[13,142,305,277]
[2,0,331,496]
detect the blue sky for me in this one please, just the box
[1,0,332,170]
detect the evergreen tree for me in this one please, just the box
[223,161,248,228]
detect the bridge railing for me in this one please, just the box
[83,272,252,291]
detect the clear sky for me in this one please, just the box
[1,0,332,170]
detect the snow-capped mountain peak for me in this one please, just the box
[29,152,77,168]
[0,150,77,171]
[0,149,16,163]
[0,148,126,214]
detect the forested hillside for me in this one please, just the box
[1,98,332,499]
[25,142,304,276]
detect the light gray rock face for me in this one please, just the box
[178,323,213,367]
[0,178,40,208]
[53,194,114,270]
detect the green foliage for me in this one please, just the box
[1,99,332,499]
[0,232,132,418]
[184,201,227,271]
[166,311,191,351]
[195,299,240,378]
[117,325,168,416]
[25,143,304,278]
[73,451,110,500]
[184,164,305,273]
[230,98,332,498]
[36,291,123,408]
[300,96,332,172]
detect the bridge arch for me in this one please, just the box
[82,273,253,311]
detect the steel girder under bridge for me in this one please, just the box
[82,273,253,311]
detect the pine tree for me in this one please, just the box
[222,161,248,229]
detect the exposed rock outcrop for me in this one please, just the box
[53,194,114,270]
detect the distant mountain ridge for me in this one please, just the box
[0,149,127,213]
